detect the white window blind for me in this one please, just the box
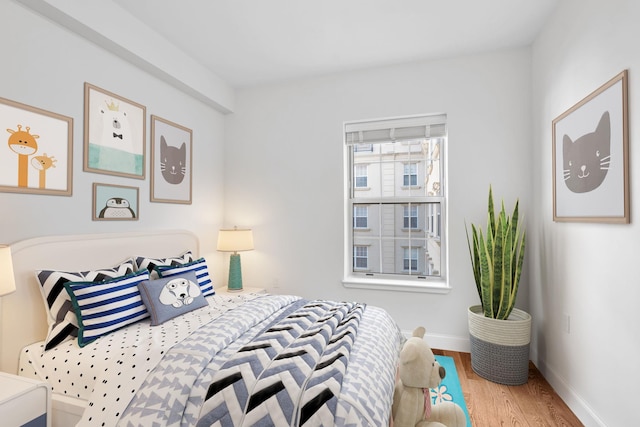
[345,114,446,145]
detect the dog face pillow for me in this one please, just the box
[159,276,201,307]
[392,327,466,427]
[138,271,208,326]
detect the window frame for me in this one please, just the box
[343,113,449,293]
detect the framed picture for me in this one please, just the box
[552,70,629,223]
[150,115,192,204]
[84,82,146,179]
[92,183,139,221]
[0,96,72,195]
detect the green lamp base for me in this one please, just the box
[227,253,243,292]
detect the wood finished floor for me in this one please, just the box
[433,350,584,427]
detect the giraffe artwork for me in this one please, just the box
[31,153,57,189]
[0,97,72,196]
[6,124,39,187]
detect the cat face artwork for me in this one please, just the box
[562,111,611,193]
[160,135,186,185]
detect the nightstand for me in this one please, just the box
[217,286,265,295]
[0,372,50,427]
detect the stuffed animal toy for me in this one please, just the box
[392,327,467,427]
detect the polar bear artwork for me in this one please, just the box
[88,99,143,176]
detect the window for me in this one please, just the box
[403,163,418,187]
[403,247,418,271]
[354,143,373,152]
[354,164,368,188]
[354,205,368,229]
[344,114,447,290]
[403,205,418,229]
[353,246,368,269]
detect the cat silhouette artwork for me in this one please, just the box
[562,111,611,193]
[160,135,186,185]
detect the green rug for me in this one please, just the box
[432,355,472,427]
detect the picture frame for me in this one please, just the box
[150,115,193,204]
[0,96,73,195]
[92,183,139,221]
[84,82,146,179]
[552,70,629,223]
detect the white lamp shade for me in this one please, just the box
[217,228,254,252]
[0,245,16,296]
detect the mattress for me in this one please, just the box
[18,292,262,401]
[19,292,402,426]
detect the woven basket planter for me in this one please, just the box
[468,305,531,385]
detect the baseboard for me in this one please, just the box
[401,329,471,353]
[533,358,606,427]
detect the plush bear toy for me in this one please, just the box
[392,327,467,427]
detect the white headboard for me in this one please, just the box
[0,230,199,374]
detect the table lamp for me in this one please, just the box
[0,245,16,297]
[217,227,254,292]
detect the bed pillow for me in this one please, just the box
[64,269,150,347]
[138,271,208,325]
[135,251,194,279]
[35,258,137,350]
[155,257,215,297]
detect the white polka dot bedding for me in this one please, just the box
[19,293,402,426]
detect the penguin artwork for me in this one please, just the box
[99,197,136,219]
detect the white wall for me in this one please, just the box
[225,48,533,350]
[531,1,640,426]
[0,1,226,265]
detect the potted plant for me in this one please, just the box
[465,185,531,385]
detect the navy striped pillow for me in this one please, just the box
[64,270,150,347]
[155,258,215,297]
[36,259,136,350]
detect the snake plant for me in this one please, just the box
[466,186,526,320]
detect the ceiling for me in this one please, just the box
[112,0,560,88]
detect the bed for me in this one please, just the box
[0,230,402,426]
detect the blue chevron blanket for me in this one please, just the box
[87,293,404,427]
[198,299,364,426]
